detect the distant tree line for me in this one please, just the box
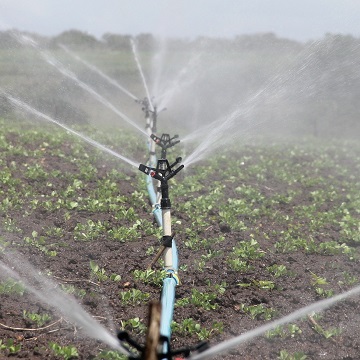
[0,29,305,51]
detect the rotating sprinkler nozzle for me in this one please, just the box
[135,97,151,117]
[150,133,180,159]
[139,157,183,186]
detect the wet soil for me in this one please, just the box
[0,129,360,360]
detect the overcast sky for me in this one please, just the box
[0,0,359,42]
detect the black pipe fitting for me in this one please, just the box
[162,235,173,248]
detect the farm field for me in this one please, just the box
[0,117,360,359]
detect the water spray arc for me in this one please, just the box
[14,33,148,138]
[131,38,154,112]
[0,259,129,355]
[60,43,139,101]
[189,283,360,360]
[2,90,140,169]
[136,97,167,165]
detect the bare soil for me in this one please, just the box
[0,128,360,360]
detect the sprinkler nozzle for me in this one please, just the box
[139,163,152,176]
[151,133,181,159]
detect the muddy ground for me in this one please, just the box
[0,123,360,360]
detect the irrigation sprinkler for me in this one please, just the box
[142,132,180,227]
[150,134,180,160]
[139,156,184,270]
[138,154,183,358]
[136,97,167,167]
[117,156,208,359]
[135,97,152,128]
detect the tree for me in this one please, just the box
[50,30,101,49]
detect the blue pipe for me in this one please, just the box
[145,146,179,354]
[160,276,177,355]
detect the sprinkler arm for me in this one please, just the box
[150,133,180,159]
[138,157,183,184]
[135,97,153,121]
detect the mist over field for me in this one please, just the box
[1,29,360,144]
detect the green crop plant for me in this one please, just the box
[113,206,138,221]
[267,264,288,277]
[119,289,150,305]
[239,279,276,290]
[45,226,65,238]
[240,304,277,320]
[339,209,360,244]
[318,241,355,259]
[232,238,265,260]
[265,325,287,339]
[227,238,264,272]
[310,272,328,286]
[309,272,334,298]
[339,272,358,286]
[228,258,251,272]
[172,318,224,340]
[176,288,218,310]
[24,231,57,257]
[288,324,302,337]
[89,260,121,282]
[74,220,107,241]
[315,287,334,298]
[132,269,166,287]
[0,339,21,355]
[23,310,52,327]
[49,342,79,360]
[265,324,302,339]
[120,317,146,334]
[24,163,48,180]
[60,284,87,298]
[145,246,155,255]
[213,281,227,295]
[2,216,22,233]
[274,234,318,254]
[62,179,85,198]
[184,227,224,250]
[0,278,25,296]
[311,320,342,339]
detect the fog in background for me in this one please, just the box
[1,1,360,148]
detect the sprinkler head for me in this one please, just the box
[150,133,181,159]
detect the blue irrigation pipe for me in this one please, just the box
[144,138,180,356]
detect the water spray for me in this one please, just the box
[13,33,148,138]
[2,89,140,169]
[0,258,129,355]
[60,43,139,101]
[131,39,154,112]
[136,97,167,172]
